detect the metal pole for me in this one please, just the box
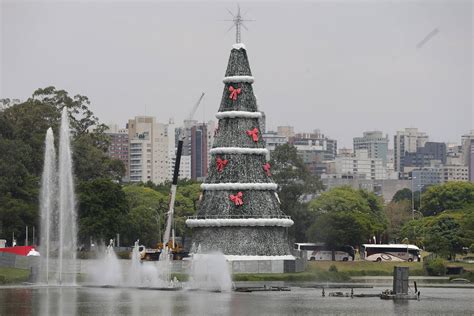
[25,226,28,246]
[411,176,415,220]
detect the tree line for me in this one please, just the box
[1,87,472,259]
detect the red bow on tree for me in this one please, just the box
[216,157,229,173]
[246,128,259,142]
[263,163,271,176]
[230,192,243,206]
[228,86,241,101]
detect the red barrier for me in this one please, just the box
[0,246,35,256]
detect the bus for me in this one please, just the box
[294,243,355,261]
[361,244,421,262]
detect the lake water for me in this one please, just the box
[0,285,472,315]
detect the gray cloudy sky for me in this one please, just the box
[1,0,473,147]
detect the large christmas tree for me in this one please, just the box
[186,42,294,258]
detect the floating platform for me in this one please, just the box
[234,286,291,292]
[83,285,182,291]
[380,291,419,300]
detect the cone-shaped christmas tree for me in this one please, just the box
[186,43,294,257]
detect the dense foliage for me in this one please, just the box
[269,144,322,242]
[0,87,125,245]
[395,182,474,259]
[307,186,387,249]
[420,182,474,216]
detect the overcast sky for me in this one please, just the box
[1,0,473,148]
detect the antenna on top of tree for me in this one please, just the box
[224,5,254,43]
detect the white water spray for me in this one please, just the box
[39,108,78,285]
[57,107,77,284]
[39,128,56,284]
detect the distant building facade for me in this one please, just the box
[402,142,447,172]
[394,128,428,173]
[330,149,386,180]
[263,131,288,151]
[411,168,442,190]
[191,123,208,181]
[289,130,337,177]
[353,131,389,164]
[277,126,295,138]
[105,124,129,181]
[441,165,469,182]
[461,130,474,166]
[127,116,175,184]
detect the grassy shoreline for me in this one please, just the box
[0,267,30,284]
[1,260,473,285]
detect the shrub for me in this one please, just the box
[328,265,338,273]
[423,258,446,276]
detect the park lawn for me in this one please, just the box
[0,267,30,284]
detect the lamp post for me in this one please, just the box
[411,175,416,220]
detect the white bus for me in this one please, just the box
[294,243,355,261]
[361,244,421,262]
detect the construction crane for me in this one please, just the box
[161,92,205,259]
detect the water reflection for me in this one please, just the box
[0,286,472,316]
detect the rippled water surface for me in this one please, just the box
[0,286,472,315]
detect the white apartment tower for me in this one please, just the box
[127,116,175,184]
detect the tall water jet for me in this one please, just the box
[39,128,56,284]
[57,107,78,284]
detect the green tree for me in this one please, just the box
[384,200,413,242]
[421,182,474,216]
[269,144,322,241]
[0,87,125,244]
[122,185,167,246]
[392,188,420,209]
[307,187,387,255]
[424,216,466,259]
[307,211,374,251]
[77,179,129,246]
[121,182,201,246]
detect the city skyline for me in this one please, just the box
[2,1,473,148]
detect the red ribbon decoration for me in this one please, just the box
[228,86,241,101]
[246,128,259,142]
[216,157,229,173]
[263,163,271,176]
[230,192,243,206]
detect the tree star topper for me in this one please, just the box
[224,5,255,43]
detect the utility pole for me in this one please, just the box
[411,176,416,220]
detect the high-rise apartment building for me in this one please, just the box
[179,120,214,181]
[393,128,428,173]
[290,130,337,161]
[191,123,208,181]
[105,124,129,180]
[127,116,175,184]
[353,131,389,164]
[402,142,447,172]
[461,130,474,166]
[333,149,386,180]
